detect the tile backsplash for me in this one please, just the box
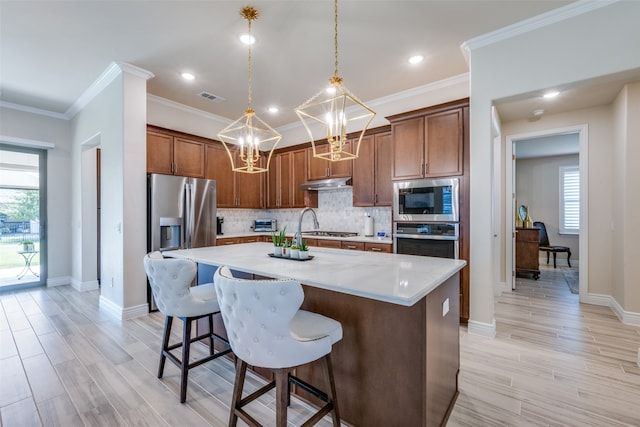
[218,188,392,237]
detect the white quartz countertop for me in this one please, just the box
[218,232,393,245]
[165,242,465,306]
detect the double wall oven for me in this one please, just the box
[393,178,460,259]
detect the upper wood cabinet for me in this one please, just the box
[390,107,463,180]
[268,149,317,209]
[147,130,205,178]
[352,132,392,207]
[205,143,265,209]
[307,143,352,180]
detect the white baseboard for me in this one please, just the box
[467,318,496,338]
[610,298,640,327]
[46,276,71,287]
[99,295,149,320]
[582,293,640,327]
[70,278,99,292]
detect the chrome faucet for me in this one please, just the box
[295,207,319,246]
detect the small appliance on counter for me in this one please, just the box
[216,216,224,235]
[254,219,277,232]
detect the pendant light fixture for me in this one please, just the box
[218,6,281,174]
[295,0,375,162]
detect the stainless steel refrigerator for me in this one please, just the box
[147,174,217,310]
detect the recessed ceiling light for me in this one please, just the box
[532,109,545,117]
[268,106,278,113]
[408,55,424,64]
[181,72,195,80]
[239,34,255,45]
[543,91,560,99]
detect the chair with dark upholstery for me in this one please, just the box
[533,221,572,268]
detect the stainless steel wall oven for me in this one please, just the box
[394,222,459,259]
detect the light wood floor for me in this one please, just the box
[1,265,639,426]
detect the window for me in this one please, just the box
[559,166,579,234]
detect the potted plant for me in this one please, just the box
[22,240,34,252]
[281,239,291,258]
[298,239,309,260]
[290,243,299,259]
[271,227,286,256]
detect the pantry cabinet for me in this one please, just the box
[147,129,205,178]
[352,131,392,206]
[390,105,463,180]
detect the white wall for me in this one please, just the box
[516,154,579,260]
[468,1,640,331]
[0,107,72,284]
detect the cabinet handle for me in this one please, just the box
[425,163,428,174]
[224,241,234,245]
[171,163,176,174]
[370,247,382,252]
[326,167,330,177]
[346,245,357,249]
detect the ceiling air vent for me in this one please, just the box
[199,91,225,103]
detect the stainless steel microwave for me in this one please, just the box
[393,178,459,222]
[254,219,277,232]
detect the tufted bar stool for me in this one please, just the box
[143,252,231,403]
[214,266,342,427]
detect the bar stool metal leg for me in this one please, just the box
[158,316,173,378]
[180,318,192,403]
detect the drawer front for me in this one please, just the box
[342,241,365,251]
[365,242,392,253]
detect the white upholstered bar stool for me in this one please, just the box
[143,252,231,403]
[213,266,342,427]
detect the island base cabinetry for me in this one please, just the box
[298,273,460,427]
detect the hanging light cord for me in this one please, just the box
[333,0,339,79]
[240,6,258,113]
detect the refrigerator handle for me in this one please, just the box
[185,183,193,248]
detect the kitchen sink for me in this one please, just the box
[301,231,359,237]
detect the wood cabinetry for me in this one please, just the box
[147,129,205,178]
[364,242,392,253]
[307,143,352,180]
[267,149,317,209]
[205,144,264,209]
[217,235,267,246]
[516,227,540,279]
[315,239,342,249]
[341,241,365,251]
[389,104,463,180]
[352,131,393,206]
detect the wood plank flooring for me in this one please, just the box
[1,265,639,426]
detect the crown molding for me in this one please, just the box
[0,100,68,120]
[65,62,153,119]
[147,94,231,126]
[460,0,618,59]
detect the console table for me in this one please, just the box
[516,227,540,280]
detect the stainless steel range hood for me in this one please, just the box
[300,177,352,191]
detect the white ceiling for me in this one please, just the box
[2,0,585,130]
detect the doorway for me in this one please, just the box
[0,144,47,290]
[505,125,587,299]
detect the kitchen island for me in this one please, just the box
[167,242,466,426]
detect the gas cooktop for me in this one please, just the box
[301,231,359,238]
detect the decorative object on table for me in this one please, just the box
[295,0,375,163]
[268,253,314,261]
[298,239,309,260]
[517,204,528,228]
[515,202,524,227]
[217,5,281,174]
[524,210,533,228]
[22,240,34,252]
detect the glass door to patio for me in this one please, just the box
[0,145,46,290]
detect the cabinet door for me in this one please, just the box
[365,242,392,253]
[392,117,424,180]
[174,137,205,178]
[315,239,342,249]
[352,135,375,206]
[341,241,364,251]
[307,146,330,180]
[278,152,293,208]
[267,154,281,208]
[205,144,236,208]
[424,109,463,177]
[374,132,393,206]
[235,153,264,208]
[147,131,174,175]
[291,149,310,208]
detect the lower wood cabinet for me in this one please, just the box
[341,241,365,251]
[364,242,392,253]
